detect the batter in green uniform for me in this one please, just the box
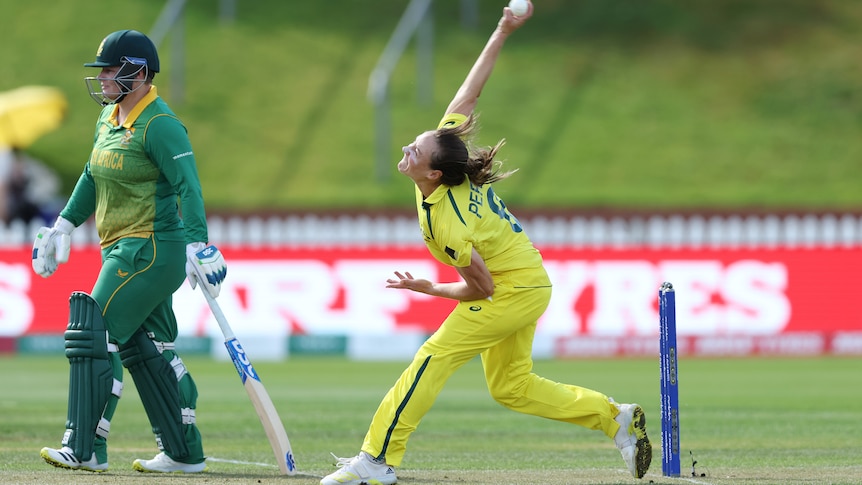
[321,3,651,484]
[33,29,227,474]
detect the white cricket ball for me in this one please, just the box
[508,0,529,16]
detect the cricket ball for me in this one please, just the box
[508,0,529,16]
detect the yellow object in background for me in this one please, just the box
[0,85,68,149]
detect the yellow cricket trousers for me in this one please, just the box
[361,271,622,466]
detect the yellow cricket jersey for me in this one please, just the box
[412,114,550,286]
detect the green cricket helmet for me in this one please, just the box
[84,30,159,106]
[85,29,159,72]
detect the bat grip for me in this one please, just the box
[202,288,236,340]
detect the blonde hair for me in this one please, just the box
[432,114,517,186]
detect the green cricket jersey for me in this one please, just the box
[413,113,547,282]
[61,87,208,248]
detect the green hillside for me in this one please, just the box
[2,0,861,213]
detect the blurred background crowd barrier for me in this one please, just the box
[2,211,861,249]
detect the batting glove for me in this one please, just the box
[186,242,227,298]
[32,216,74,278]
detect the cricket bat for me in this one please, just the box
[202,289,297,475]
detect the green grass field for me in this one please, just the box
[0,355,859,484]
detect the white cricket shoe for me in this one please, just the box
[320,451,397,485]
[40,446,108,472]
[132,452,207,473]
[614,403,652,479]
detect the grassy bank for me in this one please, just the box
[2,1,861,212]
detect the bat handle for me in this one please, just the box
[201,288,236,340]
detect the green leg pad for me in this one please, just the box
[94,352,124,464]
[63,292,114,462]
[120,330,190,460]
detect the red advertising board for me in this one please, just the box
[2,245,861,355]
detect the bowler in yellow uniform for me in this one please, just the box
[321,2,651,484]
